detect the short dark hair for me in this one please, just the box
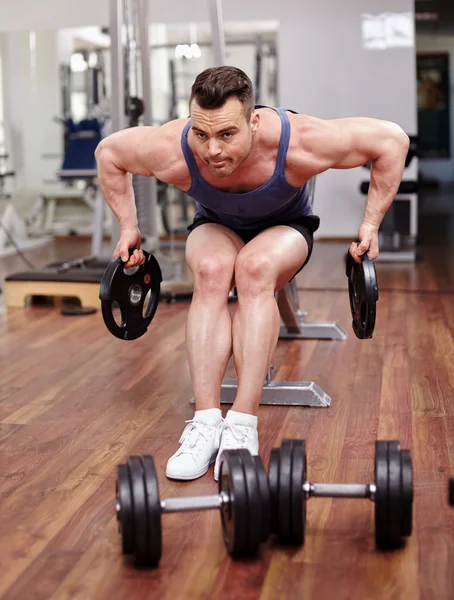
[189,66,254,120]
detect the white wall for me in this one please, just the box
[0,30,61,189]
[416,34,454,183]
[0,0,417,238]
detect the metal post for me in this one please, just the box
[106,0,126,256]
[209,0,226,66]
[109,0,126,134]
[138,0,159,249]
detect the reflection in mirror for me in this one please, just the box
[150,21,279,125]
[0,20,278,243]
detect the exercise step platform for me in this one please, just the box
[4,257,108,309]
[4,257,193,309]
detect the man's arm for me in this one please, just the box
[95,124,177,230]
[95,119,188,265]
[291,115,410,259]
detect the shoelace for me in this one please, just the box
[175,419,216,455]
[216,421,251,450]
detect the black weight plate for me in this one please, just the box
[116,464,134,555]
[278,440,294,544]
[387,441,403,548]
[253,456,271,543]
[61,305,97,316]
[374,441,389,549]
[237,450,262,555]
[400,450,413,537]
[219,450,249,557]
[268,448,280,535]
[127,456,149,565]
[289,440,306,546]
[141,455,162,566]
[346,251,378,339]
[99,250,162,340]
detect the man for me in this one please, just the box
[95,66,409,482]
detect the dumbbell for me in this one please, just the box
[268,439,413,549]
[115,449,271,566]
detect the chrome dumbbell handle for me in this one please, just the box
[303,482,377,500]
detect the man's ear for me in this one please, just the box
[251,111,260,134]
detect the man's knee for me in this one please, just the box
[192,254,235,294]
[234,251,275,295]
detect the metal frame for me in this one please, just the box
[209,0,227,66]
[138,0,159,248]
[376,192,418,262]
[277,279,347,341]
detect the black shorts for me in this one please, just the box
[187,214,320,279]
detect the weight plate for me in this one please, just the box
[254,455,271,542]
[374,441,389,549]
[141,455,162,566]
[278,440,294,544]
[61,306,97,316]
[450,478,454,507]
[387,441,403,548]
[127,456,149,565]
[253,456,271,543]
[400,450,413,537]
[346,251,378,339]
[219,450,249,557]
[268,448,280,535]
[290,440,306,546]
[237,450,262,555]
[99,250,162,340]
[116,464,134,555]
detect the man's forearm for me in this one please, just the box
[96,146,138,230]
[364,135,410,229]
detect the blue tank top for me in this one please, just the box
[180,106,312,230]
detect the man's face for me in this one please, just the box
[190,96,258,178]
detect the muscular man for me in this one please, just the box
[95,66,409,482]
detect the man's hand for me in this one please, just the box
[349,222,379,263]
[113,226,145,268]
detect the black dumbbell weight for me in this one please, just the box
[268,439,413,549]
[115,449,271,567]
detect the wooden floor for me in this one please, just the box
[1,224,454,599]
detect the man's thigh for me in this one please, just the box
[236,225,310,291]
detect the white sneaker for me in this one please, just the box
[214,410,259,481]
[166,409,222,480]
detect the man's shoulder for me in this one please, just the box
[157,117,190,143]
[152,118,191,185]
